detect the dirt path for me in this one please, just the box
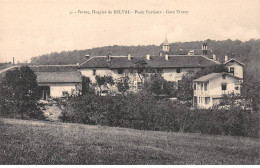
[41,103,62,121]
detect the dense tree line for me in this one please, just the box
[31,39,260,65]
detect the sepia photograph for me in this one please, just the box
[0,0,259,165]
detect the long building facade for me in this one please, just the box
[78,40,221,93]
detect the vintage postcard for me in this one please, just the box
[0,0,259,165]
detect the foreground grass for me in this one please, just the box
[0,118,259,164]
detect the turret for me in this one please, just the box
[162,38,170,52]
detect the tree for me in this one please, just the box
[241,73,260,112]
[130,59,148,87]
[116,76,130,95]
[0,66,41,119]
[194,64,228,79]
[144,74,177,97]
[95,75,114,95]
[177,70,195,101]
[82,76,95,95]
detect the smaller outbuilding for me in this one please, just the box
[193,72,242,109]
[30,65,82,100]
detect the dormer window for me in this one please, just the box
[176,68,181,73]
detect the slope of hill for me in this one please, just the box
[0,118,259,164]
[30,39,260,66]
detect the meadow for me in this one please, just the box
[0,118,259,164]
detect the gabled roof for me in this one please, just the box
[79,55,219,69]
[224,59,244,66]
[35,71,82,83]
[193,72,242,82]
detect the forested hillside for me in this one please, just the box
[31,39,260,65]
[31,39,260,79]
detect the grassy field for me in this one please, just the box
[0,118,259,164]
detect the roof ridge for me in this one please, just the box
[200,55,221,64]
[79,57,95,67]
[224,58,244,66]
[30,64,77,67]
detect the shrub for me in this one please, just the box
[59,92,259,138]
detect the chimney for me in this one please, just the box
[225,55,228,62]
[107,53,111,61]
[128,54,132,60]
[202,43,208,55]
[146,54,150,60]
[212,54,216,61]
[165,54,169,60]
[13,57,15,66]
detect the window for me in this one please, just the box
[93,69,96,76]
[194,83,196,90]
[176,68,181,73]
[137,82,143,89]
[62,91,69,97]
[118,69,123,74]
[222,74,226,79]
[204,83,207,91]
[229,67,234,75]
[205,97,210,105]
[221,84,227,91]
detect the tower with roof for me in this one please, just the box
[159,38,171,56]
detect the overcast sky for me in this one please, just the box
[0,0,260,63]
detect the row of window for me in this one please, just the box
[194,83,208,91]
[194,83,227,91]
[92,68,182,76]
[197,96,210,105]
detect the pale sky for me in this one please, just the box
[0,0,260,63]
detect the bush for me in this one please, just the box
[59,92,259,138]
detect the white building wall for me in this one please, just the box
[80,67,202,83]
[79,68,113,82]
[194,75,241,109]
[50,84,78,98]
[208,76,241,96]
[225,62,243,79]
[162,67,201,82]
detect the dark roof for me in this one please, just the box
[29,65,78,72]
[79,55,219,69]
[35,71,82,83]
[194,72,241,82]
